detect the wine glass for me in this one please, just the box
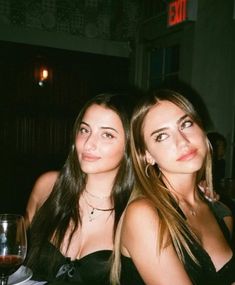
[0,214,27,285]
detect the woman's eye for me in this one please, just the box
[103,132,114,139]
[155,133,168,142]
[181,120,193,130]
[79,127,89,134]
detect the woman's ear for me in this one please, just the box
[145,150,155,165]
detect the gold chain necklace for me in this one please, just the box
[84,188,110,200]
[83,195,114,222]
[189,207,197,216]
[179,200,199,217]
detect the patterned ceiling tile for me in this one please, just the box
[3,0,142,42]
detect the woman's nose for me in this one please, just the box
[176,130,190,147]
[84,134,97,150]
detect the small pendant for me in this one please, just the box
[89,208,95,222]
[190,209,196,216]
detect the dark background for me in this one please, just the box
[0,41,130,214]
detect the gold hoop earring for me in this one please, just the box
[145,164,151,178]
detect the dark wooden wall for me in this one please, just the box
[0,41,130,214]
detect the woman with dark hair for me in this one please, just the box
[25,93,135,285]
[111,89,235,285]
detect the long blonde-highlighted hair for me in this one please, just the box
[110,89,213,284]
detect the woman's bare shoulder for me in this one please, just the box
[123,198,158,230]
[25,171,59,225]
[127,197,156,212]
[31,170,59,202]
[34,170,59,188]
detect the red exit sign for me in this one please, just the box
[167,0,197,27]
[168,0,187,26]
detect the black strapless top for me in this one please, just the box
[120,202,235,285]
[30,242,112,285]
[121,253,235,285]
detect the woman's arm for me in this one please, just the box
[25,171,59,227]
[121,199,193,285]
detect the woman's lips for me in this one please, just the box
[177,149,197,161]
[82,153,100,161]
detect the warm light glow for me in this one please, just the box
[42,69,48,80]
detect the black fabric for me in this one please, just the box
[120,255,144,285]
[29,242,112,285]
[120,201,235,285]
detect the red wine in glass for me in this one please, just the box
[0,214,27,285]
[0,255,24,276]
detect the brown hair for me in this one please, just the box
[111,89,213,284]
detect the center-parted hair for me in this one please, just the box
[26,93,135,276]
[131,88,213,256]
[110,89,214,284]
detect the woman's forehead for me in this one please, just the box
[82,104,123,130]
[144,101,185,126]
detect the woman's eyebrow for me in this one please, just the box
[101,126,119,134]
[80,121,89,127]
[177,114,188,125]
[150,114,189,137]
[150,127,168,137]
[80,121,119,134]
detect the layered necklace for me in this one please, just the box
[179,198,200,216]
[83,190,114,222]
[170,185,200,217]
[188,206,198,216]
[85,188,110,200]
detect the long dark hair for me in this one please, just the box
[26,93,135,271]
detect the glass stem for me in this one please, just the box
[0,275,9,285]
